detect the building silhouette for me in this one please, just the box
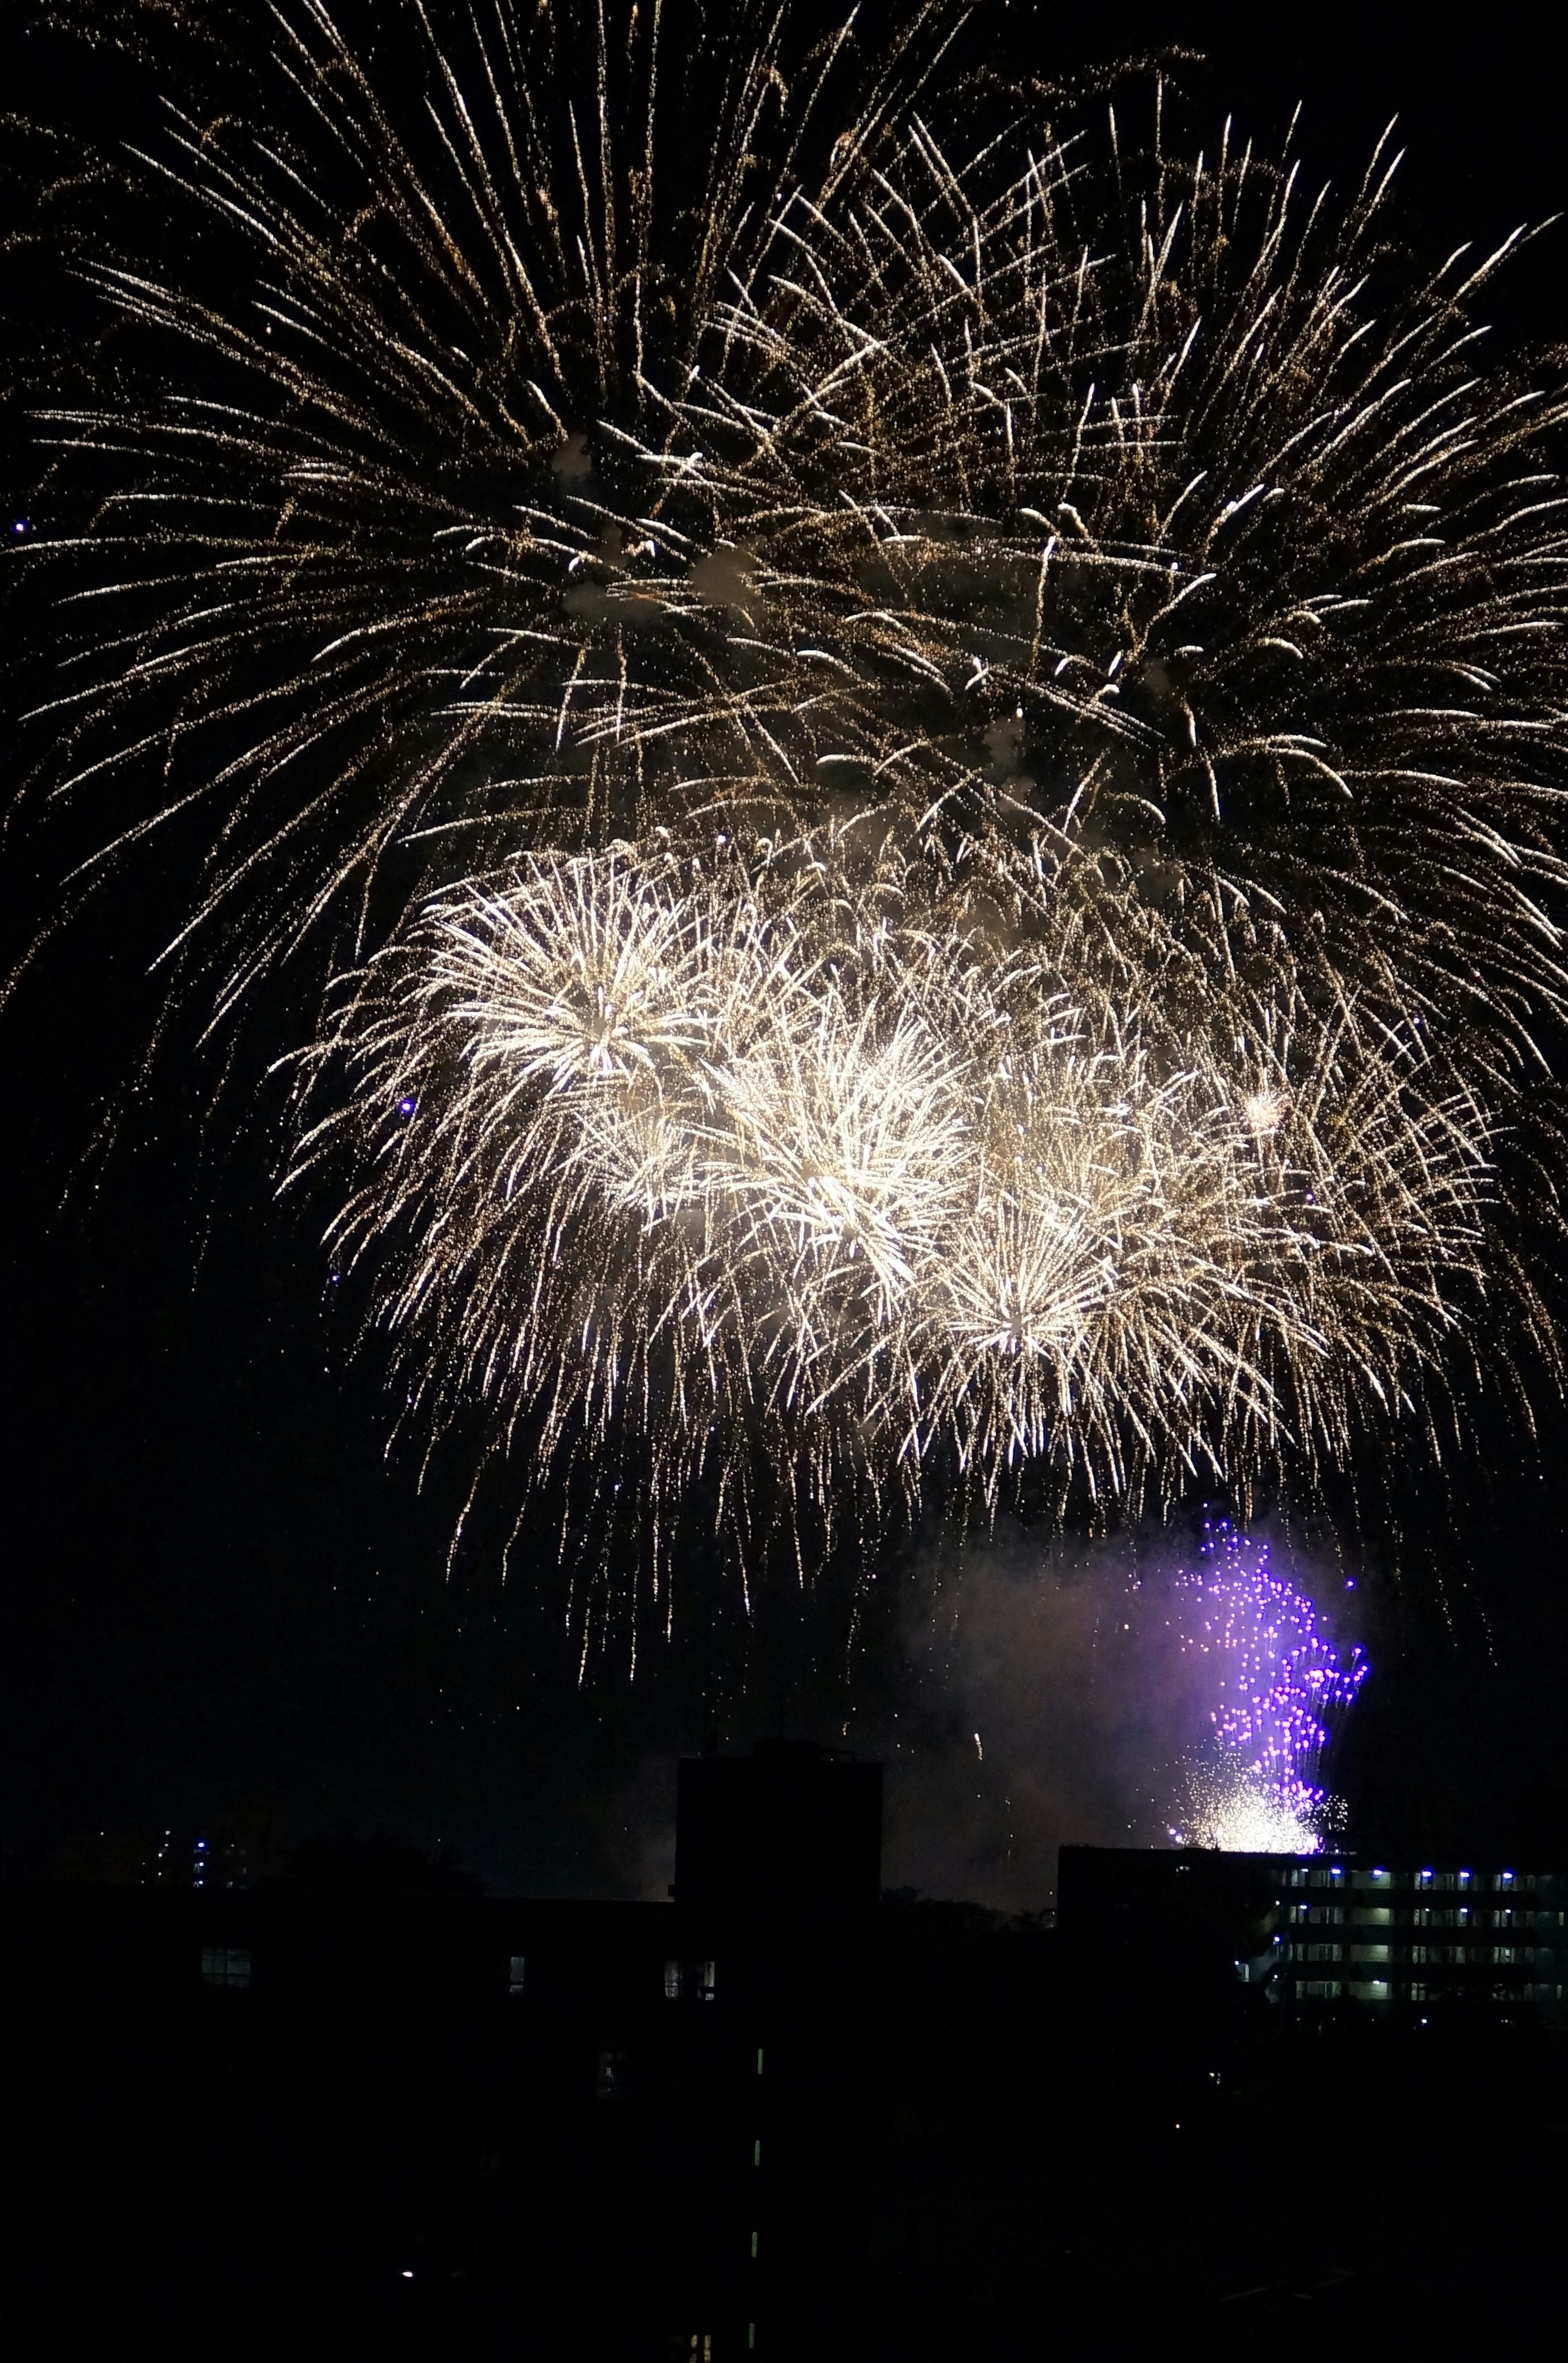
[7,1783,1568,2350]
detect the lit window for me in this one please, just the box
[200,1946,251,1990]
[508,1955,526,1997]
[664,1959,717,2002]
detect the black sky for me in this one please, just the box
[4,0,1568,1902]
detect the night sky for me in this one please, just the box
[4,0,1568,1904]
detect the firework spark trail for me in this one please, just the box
[10,1,1568,1601]
[1162,1520,1366,1852]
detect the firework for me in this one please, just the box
[19,2,1568,1039]
[1162,1521,1365,1853]
[1168,1759,1339,1857]
[300,832,1489,1575]
[11,2,1568,1594]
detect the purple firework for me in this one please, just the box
[1164,1520,1367,1850]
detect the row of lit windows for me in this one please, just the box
[1289,1903,1549,1930]
[197,1932,1563,2001]
[1286,1866,1541,1894]
[1297,1979,1564,2004]
[507,1957,718,2001]
[202,1951,718,2000]
[1290,1946,1533,1969]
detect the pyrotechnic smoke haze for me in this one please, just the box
[871,1526,1364,1908]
